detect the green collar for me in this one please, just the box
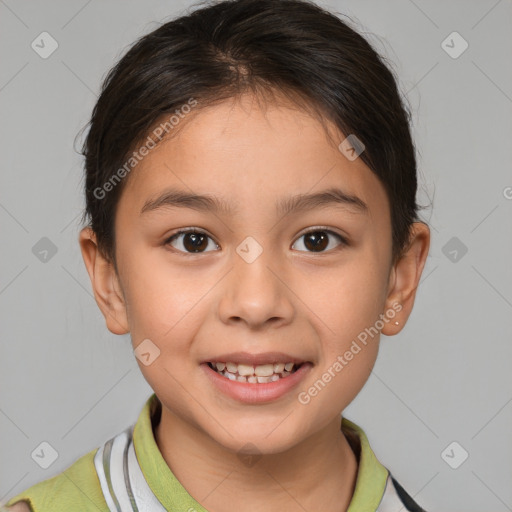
[133,393,389,511]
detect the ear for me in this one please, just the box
[381,222,430,335]
[79,227,129,335]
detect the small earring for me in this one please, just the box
[395,321,399,325]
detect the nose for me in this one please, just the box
[218,244,295,330]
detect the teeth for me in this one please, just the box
[209,360,301,383]
[254,364,274,377]
[237,364,255,376]
[226,362,238,373]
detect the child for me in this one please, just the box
[4,0,431,510]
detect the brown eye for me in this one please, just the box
[165,229,219,254]
[292,229,346,253]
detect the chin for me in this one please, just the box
[205,416,306,456]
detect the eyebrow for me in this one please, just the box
[140,187,368,217]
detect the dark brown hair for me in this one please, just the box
[80,0,424,267]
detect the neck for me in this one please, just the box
[154,403,359,512]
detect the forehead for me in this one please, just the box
[118,93,389,222]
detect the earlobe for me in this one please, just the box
[78,227,129,335]
[381,222,430,336]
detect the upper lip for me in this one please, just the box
[202,351,309,366]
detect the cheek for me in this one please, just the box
[293,250,386,409]
[119,247,199,334]
[300,253,388,346]
[296,333,379,424]
[119,248,222,378]
[123,256,210,408]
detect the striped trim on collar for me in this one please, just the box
[93,426,166,511]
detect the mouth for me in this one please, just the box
[206,361,304,383]
[201,353,313,403]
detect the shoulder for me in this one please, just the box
[4,447,109,512]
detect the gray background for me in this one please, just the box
[1,0,511,510]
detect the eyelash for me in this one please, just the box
[163,226,348,255]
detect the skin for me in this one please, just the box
[77,92,430,512]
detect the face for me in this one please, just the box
[84,92,412,455]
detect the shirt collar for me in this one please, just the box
[133,393,389,511]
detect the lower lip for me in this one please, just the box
[201,362,313,404]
